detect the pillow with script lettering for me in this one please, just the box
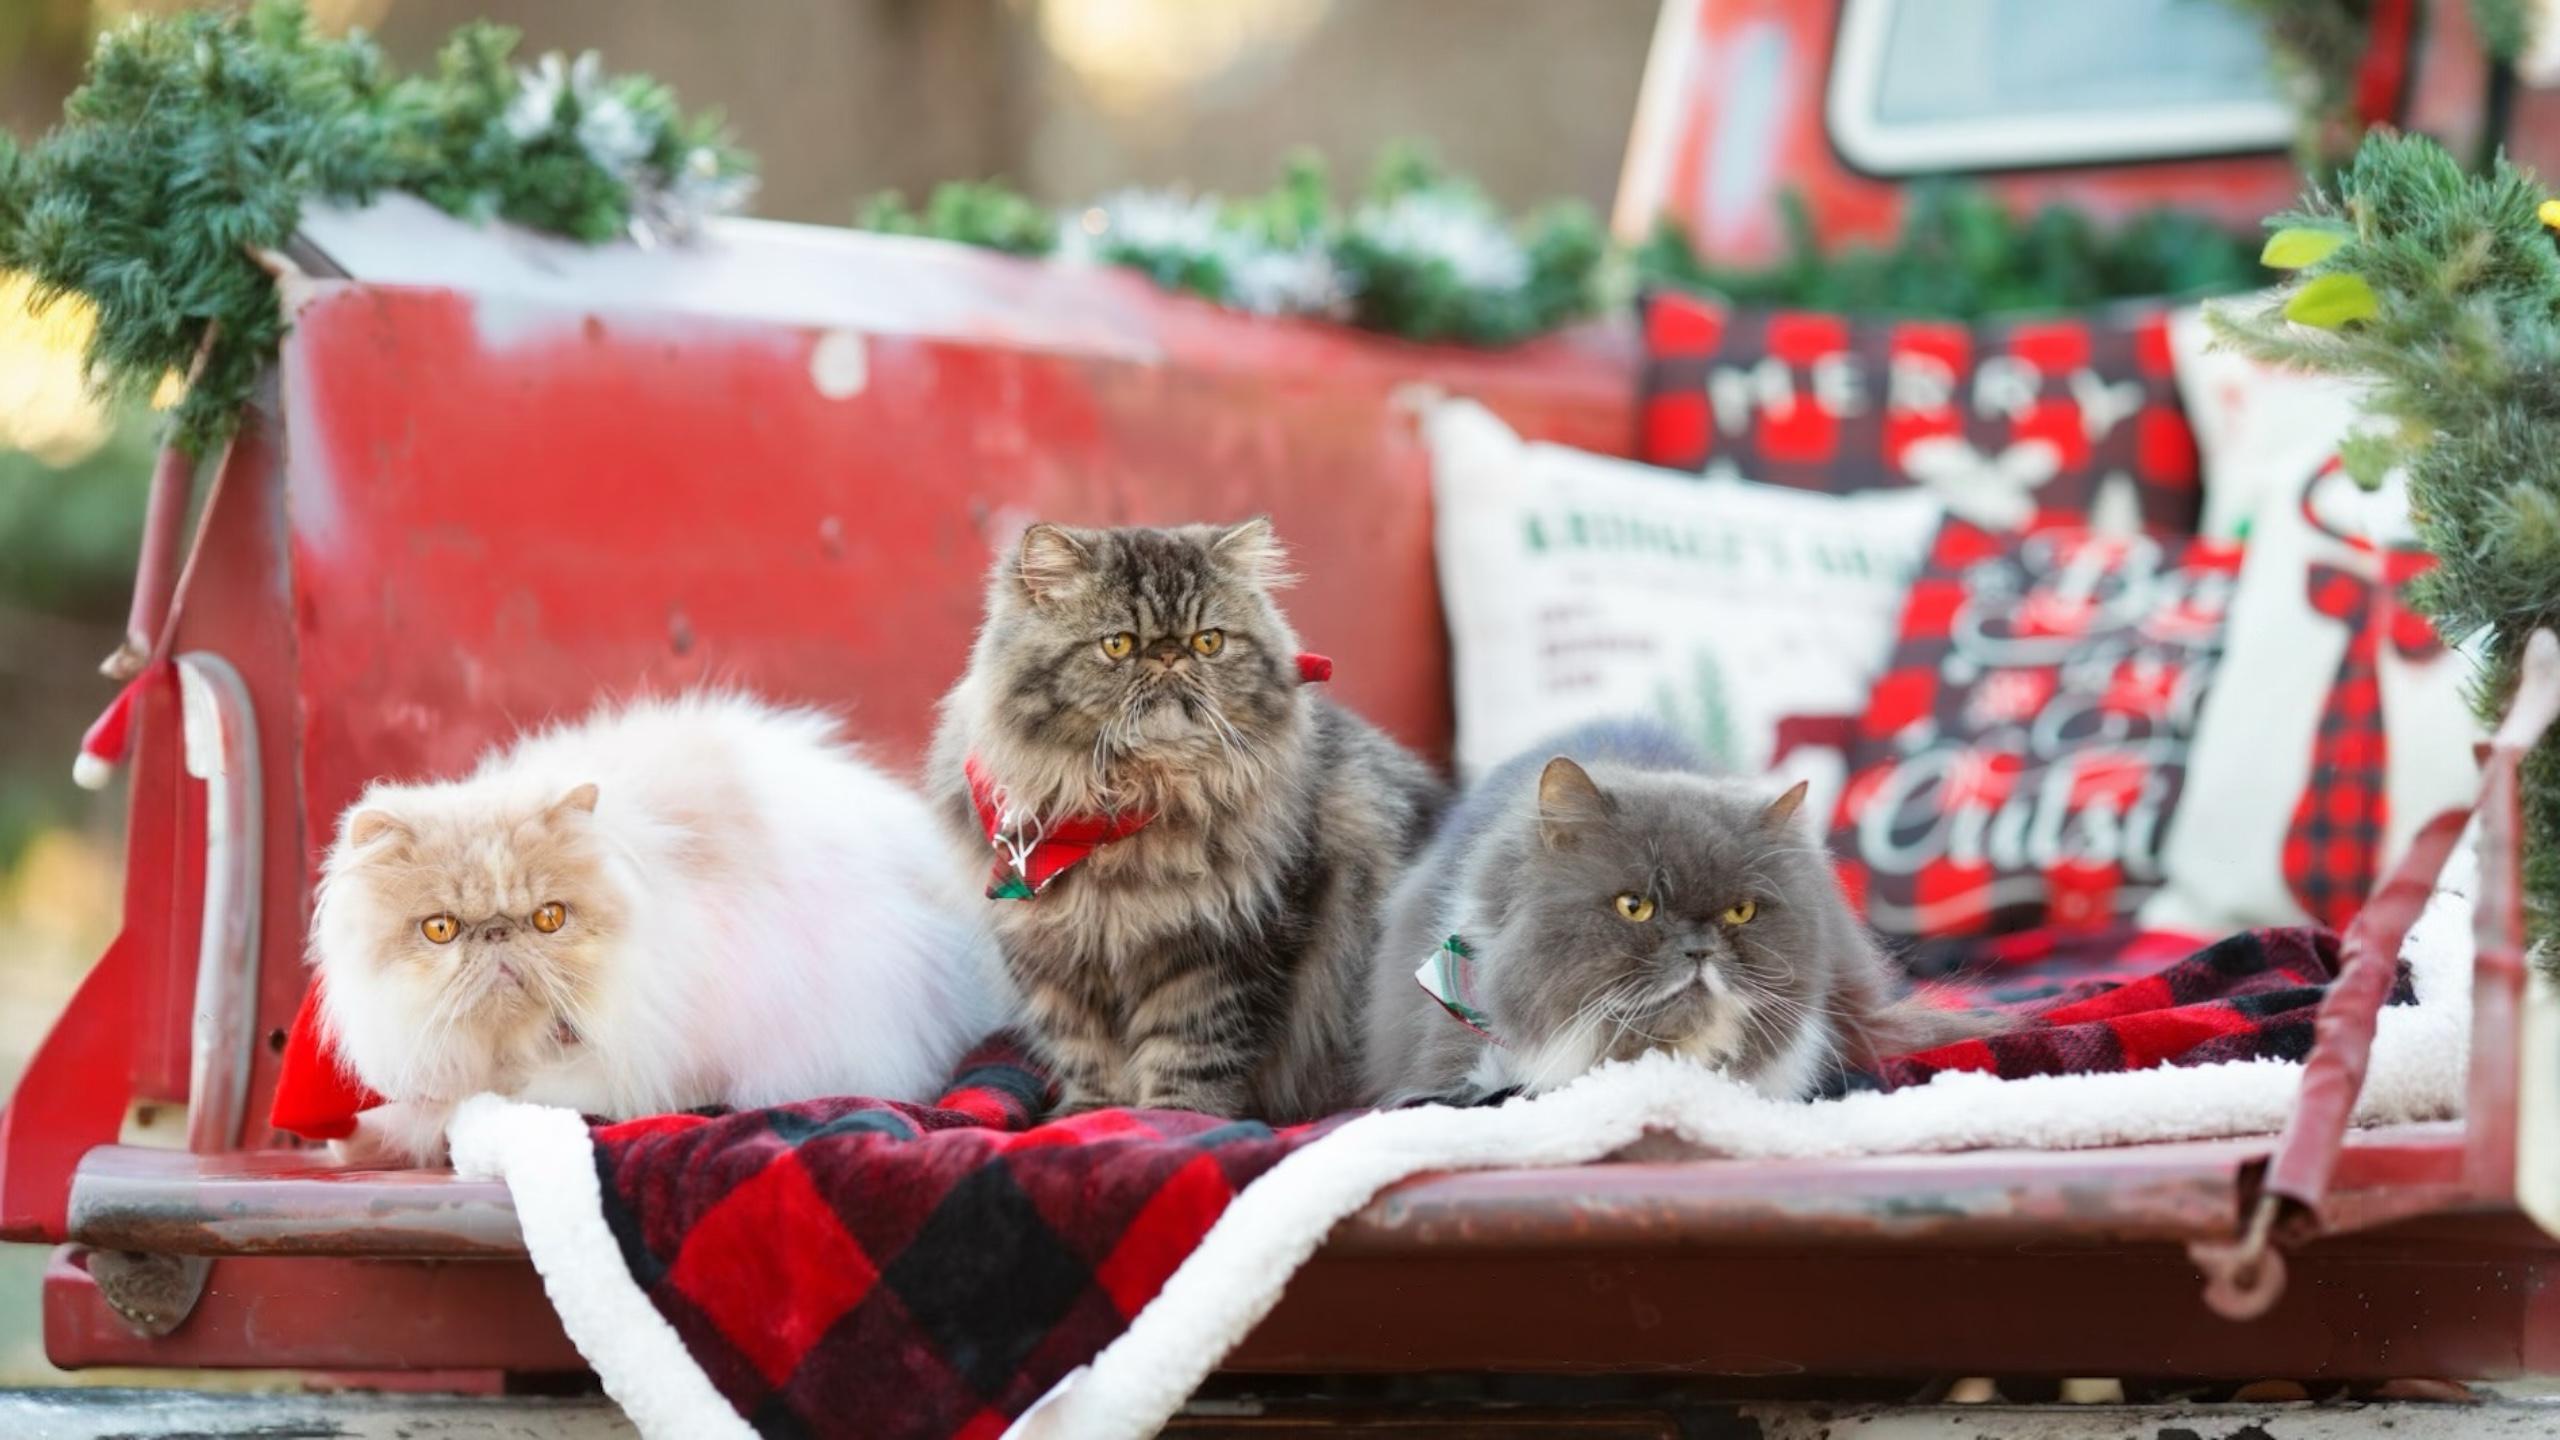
[1639,292,2202,536]
[1425,397,1942,826]
[1831,519,2242,949]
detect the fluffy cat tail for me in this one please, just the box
[1846,995,2014,1067]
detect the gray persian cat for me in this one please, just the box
[930,518,1446,1120]
[1362,720,1994,1104]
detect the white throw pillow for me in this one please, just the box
[1424,398,1944,821]
[2142,459,2482,935]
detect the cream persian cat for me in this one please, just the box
[311,691,1007,1166]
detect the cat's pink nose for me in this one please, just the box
[1147,639,1185,665]
[484,924,512,942]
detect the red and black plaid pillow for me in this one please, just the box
[1831,519,2242,945]
[1639,292,2202,534]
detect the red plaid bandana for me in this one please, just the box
[964,757,1154,901]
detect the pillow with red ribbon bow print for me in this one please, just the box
[1832,518,2242,955]
[1639,293,2202,536]
[2141,459,2481,937]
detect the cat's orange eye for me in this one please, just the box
[1722,899,1758,926]
[1101,632,1136,660]
[1613,892,1655,923]
[1190,629,1225,657]
[532,902,567,934]
[420,914,459,944]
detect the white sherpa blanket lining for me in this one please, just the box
[449,846,2479,1440]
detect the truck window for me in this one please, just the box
[1827,0,2295,174]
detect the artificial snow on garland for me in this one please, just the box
[863,154,1608,346]
[1343,188,1532,294]
[501,51,755,246]
[1055,188,1347,318]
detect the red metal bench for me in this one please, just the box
[6,196,2558,1384]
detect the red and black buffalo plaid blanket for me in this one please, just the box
[498,922,2388,1439]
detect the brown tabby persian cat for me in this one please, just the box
[929,519,1446,1120]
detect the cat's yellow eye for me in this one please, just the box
[420,914,459,945]
[1101,632,1136,660]
[1723,899,1759,926]
[1190,629,1225,657]
[531,902,567,934]
[1613,892,1656,923]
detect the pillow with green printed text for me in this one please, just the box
[1425,398,1943,824]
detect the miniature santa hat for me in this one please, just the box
[72,664,166,790]
[270,977,385,1142]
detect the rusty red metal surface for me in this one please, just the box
[1233,1214,2560,1381]
[1327,1123,2484,1258]
[2265,807,2476,1222]
[2188,633,2560,1321]
[2190,809,2473,1320]
[42,1246,582,1373]
[273,282,1630,802]
[56,1125,2451,1264]
[0,663,180,1243]
[42,1192,2560,1382]
[67,1145,525,1259]
[101,446,198,679]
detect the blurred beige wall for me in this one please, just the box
[360,0,1659,221]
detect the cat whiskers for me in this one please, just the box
[1195,694,1262,774]
[1729,982,1846,1079]
[1557,971,1664,1065]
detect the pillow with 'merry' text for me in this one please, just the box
[1639,292,2202,535]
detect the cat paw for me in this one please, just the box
[1044,1085,1119,1119]
[329,1100,454,1169]
[1130,1084,1243,1117]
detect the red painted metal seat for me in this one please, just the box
[5,199,2558,1381]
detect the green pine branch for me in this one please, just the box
[1635,183,2264,319]
[2214,131,2560,948]
[0,0,752,454]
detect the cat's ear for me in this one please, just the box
[549,783,601,818]
[1016,524,1094,607]
[345,809,408,849]
[1536,756,1611,850]
[1760,780,1811,832]
[1211,516,1292,588]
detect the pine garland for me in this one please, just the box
[855,147,1606,346]
[1635,184,2265,319]
[858,181,1057,258]
[0,1,751,453]
[2211,131,2560,949]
